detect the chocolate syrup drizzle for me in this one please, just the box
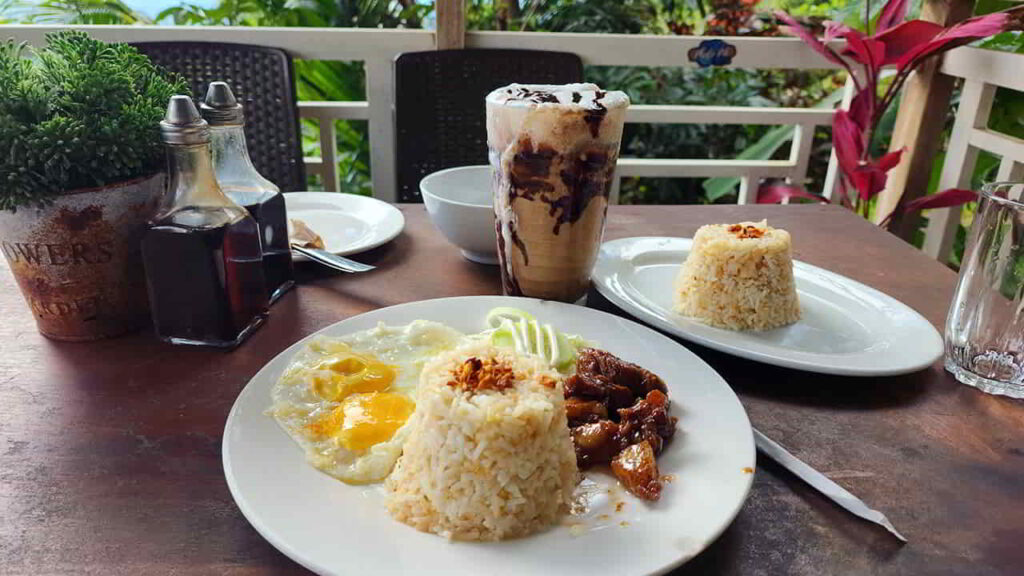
[509,141,557,201]
[495,212,525,296]
[506,138,616,238]
[505,86,559,104]
[496,89,616,294]
[503,87,609,137]
[582,90,607,138]
[551,149,613,234]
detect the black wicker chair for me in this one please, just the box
[134,42,306,192]
[394,49,583,202]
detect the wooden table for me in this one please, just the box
[1,204,1021,575]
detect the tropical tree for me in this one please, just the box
[16,0,150,23]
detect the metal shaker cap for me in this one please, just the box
[200,82,244,126]
[160,95,210,145]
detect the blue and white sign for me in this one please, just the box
[687,39,737,68]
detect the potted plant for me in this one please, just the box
[0,31,187,341]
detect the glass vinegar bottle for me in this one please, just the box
[141,95,269,348]
[201,82,295,304]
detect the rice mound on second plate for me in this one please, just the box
[385,341,579,541]
[674,220,801,331]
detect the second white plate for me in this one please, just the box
[284,192,404,260]
[593,237,943,376]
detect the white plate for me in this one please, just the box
[223,296,755,576]
[284,192,404,260]
[593,237,943,376]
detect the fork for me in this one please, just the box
[290,244,376,273]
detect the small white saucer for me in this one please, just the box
[284,192,404,260]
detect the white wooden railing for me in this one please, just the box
[5,24,1021,264]
[922,46,1024,262]
[1,25,842,205]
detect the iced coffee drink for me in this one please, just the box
[487,83,629,302]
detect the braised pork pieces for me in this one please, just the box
[565,348,677,500]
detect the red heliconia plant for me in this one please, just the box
[770,0,1018,223]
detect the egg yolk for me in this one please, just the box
[311,352,397,401]
[304,347,412,449]
[305,406,344,439]
[335,392,415,451]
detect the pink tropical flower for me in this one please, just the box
[874,20,945,65]
[895,14,1009,70]
[877,0,912,32]
[848,149,904,203]
[775,11,849,71]
[774,1,1014,220]
[878,189,978,226]
[756,184,829,204]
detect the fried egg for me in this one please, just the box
[268,320,464,484]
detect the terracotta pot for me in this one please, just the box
[0,174,164,341]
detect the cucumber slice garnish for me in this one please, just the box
[486,307,536,328]
[485,307,583,372]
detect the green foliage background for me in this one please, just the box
[7,0,852,201]
[8,0,1024,264]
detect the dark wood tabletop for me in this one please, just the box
[1,203,1021,575]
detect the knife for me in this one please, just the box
[753,428,907,543]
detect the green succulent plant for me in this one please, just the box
[0,30,188,211]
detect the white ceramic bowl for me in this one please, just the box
[420,165,497,265]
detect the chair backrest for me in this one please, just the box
[394,49,584,202]
[133,41,306,192]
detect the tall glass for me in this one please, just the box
[486,83,629,303]
[945,182,1024,397]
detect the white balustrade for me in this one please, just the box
[0,24,841,205]
[923,46,1024,262]
[5,25,1023,261]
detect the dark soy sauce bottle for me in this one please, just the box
[141,95,269,348]
[201,82,294,304]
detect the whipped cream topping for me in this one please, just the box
[486,83,630,110]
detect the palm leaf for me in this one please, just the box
[702,85,847,202]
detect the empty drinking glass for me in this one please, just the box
[945,182,1024,397]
